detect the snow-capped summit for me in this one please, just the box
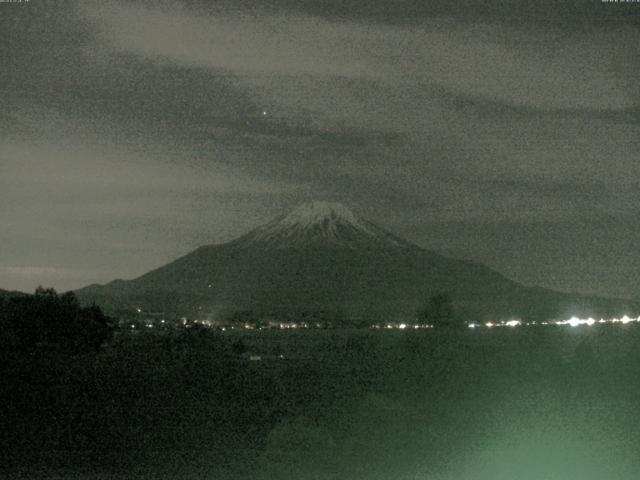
[237,201,408,248]
[278,201,368,231]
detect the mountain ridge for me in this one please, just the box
[0,288,28,299]
[76,202,639,324]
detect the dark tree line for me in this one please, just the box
[0,286,114,354]
[419,292,463,329]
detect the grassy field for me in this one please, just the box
[3,325,640,479]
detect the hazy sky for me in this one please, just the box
[1,0,639,298]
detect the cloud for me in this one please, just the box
[0,123,298,291]
[84,3,385,79]
[83,1,638,112]
[3,0,640,297]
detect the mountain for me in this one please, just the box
[76,201,638,324]
[0,288,27,299]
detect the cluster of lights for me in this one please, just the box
[556,317,596,327]
[371,323,433,330]
[127,314,640,332]
[276,323,306,329]
[470,320,522,329]
[188,321,327,331]
[469,315,640,329]
[193,319,213,327]
[558,315,639,326]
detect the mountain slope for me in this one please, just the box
[0,288,28,299]
[76,202,638,324]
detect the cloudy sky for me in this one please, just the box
[1,0,639,298]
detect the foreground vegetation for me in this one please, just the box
[2,293,640,479]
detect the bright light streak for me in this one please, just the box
[555,317,584,327]
[553,316,640,327]
[467,315,640,329]
[372,315,640,332]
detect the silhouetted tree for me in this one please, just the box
[1,287,114,354]
[420,293,461,330]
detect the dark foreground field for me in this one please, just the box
[2,325,640,480]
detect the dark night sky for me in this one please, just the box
[1,0,639,298]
